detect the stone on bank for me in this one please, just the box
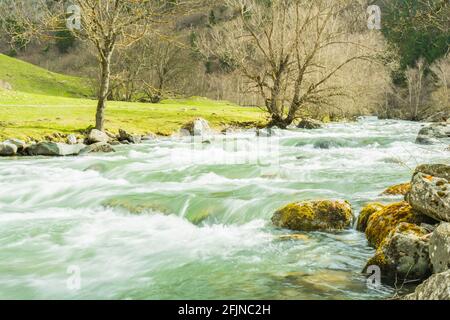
[26,142,86,156]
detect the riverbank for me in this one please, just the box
[0,90,265,141]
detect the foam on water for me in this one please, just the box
[0,118,448,299]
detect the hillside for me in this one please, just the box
[0,54,91,97]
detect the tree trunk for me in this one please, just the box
[96,53,112,131]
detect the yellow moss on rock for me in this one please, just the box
[272,200,354,232]
[356,203,385,232]
[381,183,411,196]
[365,201,431,248]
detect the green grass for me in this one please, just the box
[0,54,91,97]
[0,55,265,141]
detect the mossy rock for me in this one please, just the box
[365,201,433,248]
[363,222,431,285]
[272,200,354,232]
[356,203,385,232]
[381,183,411,196]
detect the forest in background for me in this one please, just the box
[0,0,448,122]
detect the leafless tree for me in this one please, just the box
[2,0,213,131]
[198,0,379,127]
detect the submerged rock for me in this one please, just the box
[313,139,346,149]
[181,118,211,136]
[403,269,450,300]
[381,183,411,196]
[26,142,86,156]
[356,203,385,232]
[364,222,431,285]
[272,200,354,232]
[297,118,323,129]
[0,142,18,156]
[87,129,109,144]
[429,223,450,274]
[365,201,434,249]
[406,169,450,222]
[256,127,278,137]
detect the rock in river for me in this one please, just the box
[272,200,354,232]
[381,183,411,196]
[403,269,450,300]
[429,222,450,274]
[406,164,450,222]
[364,222,431,285]
[356,203,385,232]
[365,201,434,249]
[415,123,450,145]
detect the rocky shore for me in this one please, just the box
[270,162,450,299]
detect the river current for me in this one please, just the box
[0,118,448,299]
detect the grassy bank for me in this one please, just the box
[0,54,265,141]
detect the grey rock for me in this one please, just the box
[67,134,77,145]
[87,129,109,144]
[364,223,431,284]
[180,118,211,136]
[297,118,323,129]
[256,127,278,137]
[403,269,450,300]
[414,163,450,181]
[80,142,115,154]
[406,170,450,222]
[4,139,26,150]
[118,129,141,144]
[415,123,450,145]
[429,223,450,274]
[0,143,18,156]
[26,142,86,156]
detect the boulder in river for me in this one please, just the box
[0,142,18,156]
[406,165,450,222]
[402,269,450,300]
[429,222,450,274]
[415,123,450,145]
[87,129,109,144]
[272,200,354,232]
[181,118,211,136]
[297,118,323,129]
[381,183,411,196]
[26,142,86,156]
[365,201,434,249]
[356,203,385,232]
[364,222,431,285]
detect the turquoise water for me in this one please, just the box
[0,118,448,299]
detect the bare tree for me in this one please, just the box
[2,0,212,131]
[198,0,378,127]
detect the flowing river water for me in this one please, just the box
[0,118,448,300]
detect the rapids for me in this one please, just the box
[0,118,448,299]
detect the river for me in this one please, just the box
[0,118,448,299]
